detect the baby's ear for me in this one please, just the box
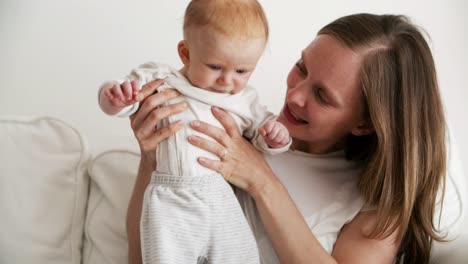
[177,40,190,65]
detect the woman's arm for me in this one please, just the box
[125,79,187,264]
[189,107,400,264]
[126,154,155,264]
[332,210,400,264]
[254,175,337,263]
[237,167,398,264]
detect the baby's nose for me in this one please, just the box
[219,73,233,85]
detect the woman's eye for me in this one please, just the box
[295,61,307,76]
[208,64,221,70]
[315,89,329,105]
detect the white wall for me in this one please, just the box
[1,0,467,172]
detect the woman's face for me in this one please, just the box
[277,34,370,154]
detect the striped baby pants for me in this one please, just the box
[141,172,260,264]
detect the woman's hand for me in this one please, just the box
[129,79,187,167]
[188,106,275,198]
[188,108,344,264]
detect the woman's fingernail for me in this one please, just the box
[188,135,198,142]
[212,107,220,113]
[191,120,200,127]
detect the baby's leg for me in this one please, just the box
[207,179,260,264]
[140,174,210,264]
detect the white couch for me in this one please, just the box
[1,116,467,264]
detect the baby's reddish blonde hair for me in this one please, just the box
[183,0,269,40]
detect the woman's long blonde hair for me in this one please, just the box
[320,14,447,263]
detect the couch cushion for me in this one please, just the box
[0,116,90,264]
[83,150,139,264]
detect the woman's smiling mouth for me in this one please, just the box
[283,104,308,125]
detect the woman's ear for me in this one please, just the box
[350,119,374,136]
[178,40,190,65]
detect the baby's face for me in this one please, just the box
[182,27,266,94]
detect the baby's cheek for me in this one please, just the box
[191,75,208,89]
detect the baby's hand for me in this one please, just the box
[103,80,140,108]
[258,119,290,149]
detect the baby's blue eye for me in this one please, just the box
[207,64,221,70]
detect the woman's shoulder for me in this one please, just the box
[332,210,400,262]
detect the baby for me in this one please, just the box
[98,0,290,263]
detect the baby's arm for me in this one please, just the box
[258,119,290,149]
[99,80,140,115]
[239,85,291,154]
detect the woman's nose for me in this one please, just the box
[287,85,307,107]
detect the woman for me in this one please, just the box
[127,14,453,263]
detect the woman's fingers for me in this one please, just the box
[129,79,184,139]
[211,107,241,137]
[197,157,224,175]
[140,120,184,152]
[131,89,182,130]
[188,107,241,148]
[188,108,272,192]
[190,120,230,147]
[135,79,165,101]
[188,135,226,159]
[138,89,181,116]
[137,102,187,139]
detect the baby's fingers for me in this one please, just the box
[121,81,133,100]
[131,80,140,99]
[258,127,266,137]
[273,129,287,144]
[111,83,125,101]
[267,125,281,141]
[104,88,114,99]
[262,120,276,134]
